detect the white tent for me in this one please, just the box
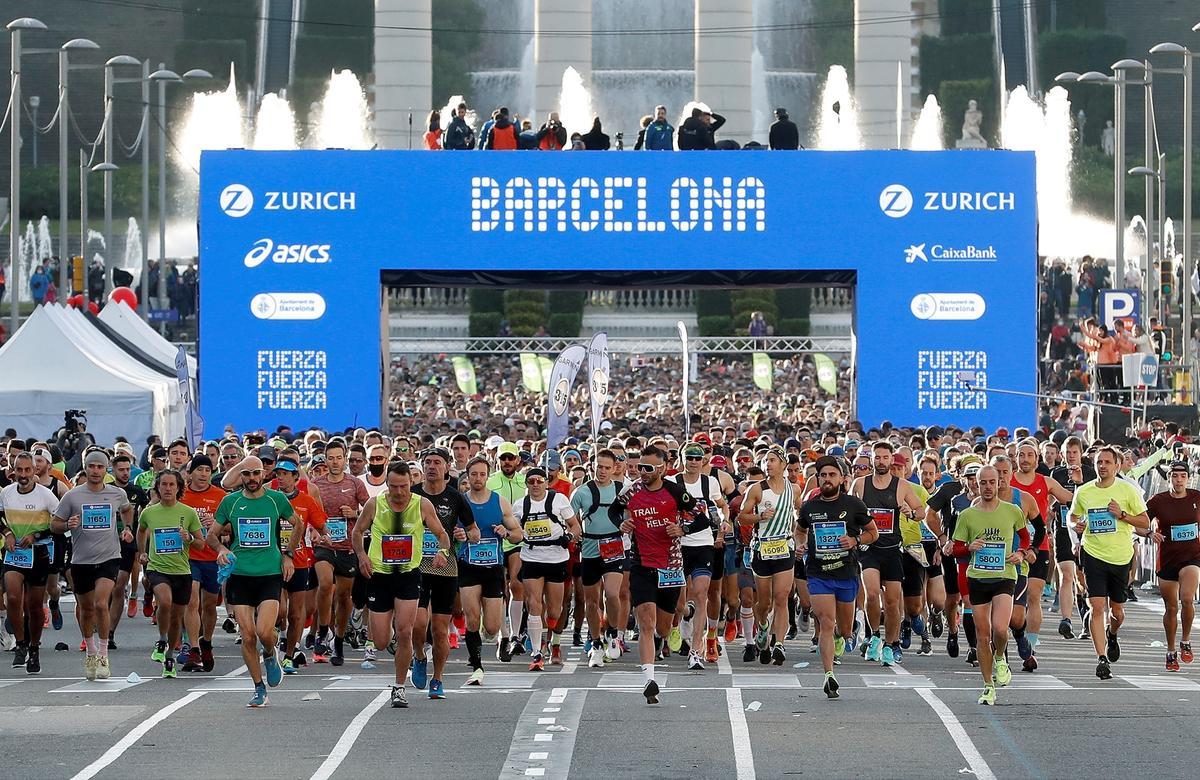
[0,305,182,446]
[97,300,197,382]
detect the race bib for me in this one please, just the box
[759,535,791,560]
[466,539,500,567]
[1059,505,1070,530]
[813,521,846,553]
[422,531,441,558]
[972,542,1007,572]
[524,518,552,541]
[279,519,293,548]
[153,527,183,555]
[599,537,625,563]
[742,546,752,569]
[657,568,685,588]
[81,503,112,530]
[238,517,270,549]
[920,522,937,542]
[326,518,348,543]
[381,534,414,565]
[4,547,33,568]
[1086,508,1117,535]
[1170,523,1198,543]
[869,508,894,534]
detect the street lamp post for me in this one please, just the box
[1148,39,1195,369]
[7,16,48,338]
[102,54,140,300]
[81,159,119,304]
[28,95,39,167]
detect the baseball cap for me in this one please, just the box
[892,453,909,466]
[682,444,705,458]
[274,460,298,473]
[1170,459,1190,474]
[813,455,841,472]
[485,435,505,450]
[563,449,582,460]
[962,462,982,476]
[827,446,845,457]
[541,450,563,470]
[710,455,728,469]
[496,442,520,458]
[309,454,327,466]
[257,445,278,462]
[995,427,1010,439]
[692,432,712,446]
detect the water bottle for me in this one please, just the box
[217,553,237,586]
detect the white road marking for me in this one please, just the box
[69,692,206,780]
[1119,675,1200,690]
[914,688,996,780]
[309,689,390,780]
[716,640,733,674]
[725,687,756,780]
[500,689,587,779]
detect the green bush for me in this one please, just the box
[468,312,502,336]
[1070,146,1200,221]
[1038,30,1126,146]
[697,315,733,336]
[775,288,811,319]
[938,79,996,148]
[19,164,165,220]
[294,35,372,81]
[547,290,586,314]
[919,34,995,98]
[432,0,484,104]
[776,318,808,335]
[808,0,855,81]
[731,290,778,329]
[469,288,504,313]
[938,0,993,36]
[548,313,582,337]
[696,289,732,318]
[508,314,543,337]
[174,40,250,88]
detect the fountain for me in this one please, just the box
[750,47,770,144]
[177,64,246,171]
[815,65,861,150]
[313,70,372,150]
[253,93,298,150]
[120,217,143,287]
[910,95,943,151]
[557,66,594,138]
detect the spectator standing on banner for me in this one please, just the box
[678,107,725,150]
[643,106,674,150]
[581,117,611,151]
[769,108,800,150]
[633,116,652,150]
[424,110,442,150]
[443,102,475,150]
[518,120,538,149]
[537,112,567,150]
[483,108,519,150]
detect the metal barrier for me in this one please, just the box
[387,335,853,355]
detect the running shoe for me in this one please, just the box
[428,678,445,699]
[0,624,14,652]
[25,646,40,675]
[994,655,1012,687]
[84,654,98,681]
[108,637,117,651]
[467,668,485,686]
[912,614,925,637]
[667,626,683,653]
[127,597,137,618]
[823,672,839,699]
[758,645,771,665]
[1181,642,1193,664]
[391,685,408,708]
[754,622,770,651]
[498,637,514,663]
[12,645,28,669]
[1058,618,1075,639]
[143,592,154,617]
[50,604,63,631]
[866,635,883,662]
[411,657,429,688]
[834,635,846,658]
[201,642,215,672]
[151,640,167,663]
[264,649,283,687]
[183,647,202,672]
[1022,655,1038,673]
[978,685,996,706]
[177,646,191,668]
[1016,633,1032,660]
[97,656,110,679]
[248,682,268,708]
[281,657,296,675]
[643,679,660,705]
[799,608,811,633]
[163,658,177,679]
[918,637,932,656]
[892,645,903,664]
[688,651,705,670]
[930,610,944,639]
[900,619,912,649]
[330,649,345,667]
[519,633,531,655]
[771,643,786,666]
[528,653,545,672]
[551,645,563,665]
[572,631,583,647]
[1166,652,1181,672]
[724,621,738,642]
[448,630,459,650]
[965,647,978,667]
[222,617,237,634]
[1106,629,1121,663]
[785,626,798,641]
[363,644,377,663]
[1095,657,1112,680]
[705,638,719,664]
[880,645,894,667]
[293,651,307,668]
[588,643,605,668]
[742,644,756,663]
[809,635,819,653]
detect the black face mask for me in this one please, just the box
[368,463,386,477]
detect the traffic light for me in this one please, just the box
[1161,258,1173,297]
[71,256,84,294]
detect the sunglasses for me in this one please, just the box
[527,478,546,485]
[685,455,704,462]
[499,454,518,461]
[614,455,627,462]
[637,463,657,473]
[241,469,263,477]
[853,464,870,470]
[369,457,387,463]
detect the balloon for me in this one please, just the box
[109,286,138,309]
[66,295,84,309]
[87,301,100,315]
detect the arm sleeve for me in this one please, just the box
[1028,515,1045,548]
[952,540,971,558]
[1017,524,1032,551]
[458,493,477,527]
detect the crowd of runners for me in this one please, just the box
[1,418,1197,709]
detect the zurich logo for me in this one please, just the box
[879,184,913,218]
[220,184,253,218]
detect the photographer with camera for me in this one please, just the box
[537,112,567,151]
[55,410,94,475]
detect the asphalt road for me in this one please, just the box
[1,590,1197,780]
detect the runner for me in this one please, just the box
[460,457,522,683]
[851,441,923,666]
[207,455,295,707]
[737,446,802,666]
[572,449,626,668]
[487,442,528,658]
[136,469,203,679]
[180,454,227,672]
[1049,436,1095,639]
[311,439,369,666]
[670,442,728,670]
[107,453,149,650]
[53,449,133,681]
[0,452,59,673]
[1145,460,1200,671]
[514,465,579,671]
[614,445,698,704]
[951,465,1033,705]
[353,461,449,708]
[1068,446,1150,680]
[990,455,1045,672]
[275,458,326,673]
[798,456,878,698]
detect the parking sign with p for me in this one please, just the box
[1099,289,1140,331]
